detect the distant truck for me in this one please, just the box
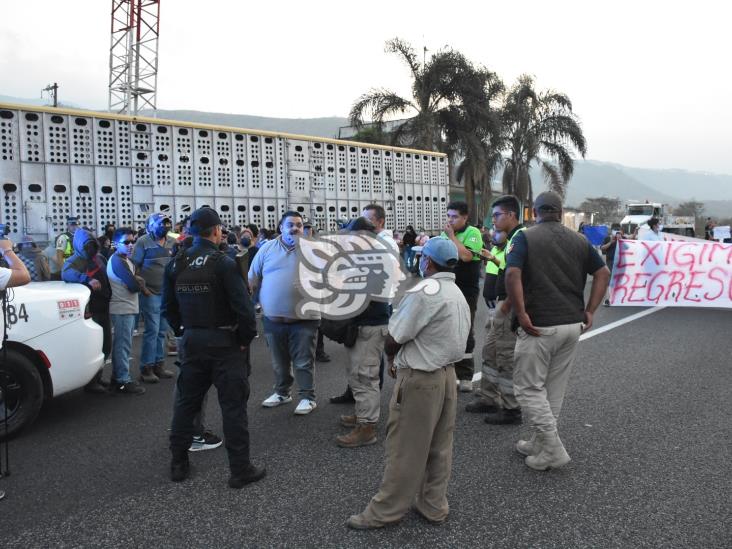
[619,202,695,237]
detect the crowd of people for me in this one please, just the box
[2,192,611,527]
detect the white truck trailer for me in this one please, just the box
[619,202,695,237]
[0,102,449,243]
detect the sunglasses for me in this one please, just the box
[121,239,136,245]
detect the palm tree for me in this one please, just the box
[501,75,587,208]
[350,38,503,220]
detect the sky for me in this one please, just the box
[1,0,731,174]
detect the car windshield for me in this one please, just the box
[628,205,654,216]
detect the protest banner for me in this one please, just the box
[610,239,732,308]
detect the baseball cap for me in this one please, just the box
[422,237,459,267]
[67,216,79,225]
[189,206,222,235]
[534,191,563,212]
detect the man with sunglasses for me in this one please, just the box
[107,228,148,395]
[467,195,525,425]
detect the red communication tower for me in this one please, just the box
[108,0,161,115]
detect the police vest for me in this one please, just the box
[174,250,235,329]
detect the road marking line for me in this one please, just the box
[578,306,665,342]
[467,307,666,383]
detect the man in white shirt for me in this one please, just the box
[638,217,664,241]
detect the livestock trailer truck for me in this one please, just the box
[0,102,449,243]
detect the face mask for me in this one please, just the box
[418,256,428,278]
[240,236,251,247]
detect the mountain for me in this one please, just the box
[530,160,732,211]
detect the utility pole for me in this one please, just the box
[42,82,58,107]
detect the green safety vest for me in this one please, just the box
[485,246,506,275]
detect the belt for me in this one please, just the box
[266,316,304,325]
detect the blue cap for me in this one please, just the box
[422,237,459,267]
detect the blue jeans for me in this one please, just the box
[403,246,415,269]
[263,318,318,400]
[111,313,136,384]
[139,293,169,369]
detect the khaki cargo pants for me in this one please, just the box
[513,322,582,432]
[359,365,457,525]
[477,301,519,409]
[347,325,387,424]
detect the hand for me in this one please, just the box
[443,223,455,238]
[89,279,102,291]
[582,311,594,333]
[387,355,396,379]
[517,312,540,337]
[479,249,493,261]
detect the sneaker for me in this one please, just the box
[111,381,146,395]
[294,399,317,415]
[139,366,160,384]
[189,431,223,452]
[315,351,331,363]
[262,392,292,408]
[458,379,473,392]
[330,387,355,404]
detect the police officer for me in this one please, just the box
[162,207,265,488]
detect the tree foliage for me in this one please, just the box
[501,75,586,206]
[674,200,705,218]
[350,40,587,222]
[578,196,622,224]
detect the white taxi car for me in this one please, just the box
[1,281,104,439]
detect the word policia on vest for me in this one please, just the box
[610,239,732,308]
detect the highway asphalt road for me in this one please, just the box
[0,279,730,548]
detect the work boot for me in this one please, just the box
[515,433,539,456]
[228,464,267,489]
[152,361,174,379]
[139,365,160,384]
[465,398,498,414]
[525,430,571,471]
[336,423,377,448]
[340,414,357,428]
[330,386,355,404]
[484,408,522,425]
[83,371,107,394]
[170,456,190,482]
[346,513,385,530]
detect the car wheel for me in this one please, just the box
[0,349,44,440]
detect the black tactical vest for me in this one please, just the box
[174,250,235,329]
[521,222,590,327]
